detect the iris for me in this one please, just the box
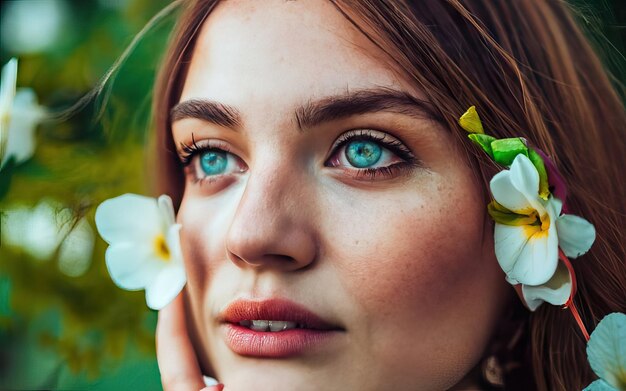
[345,140,382,168]
[200,151,228,175]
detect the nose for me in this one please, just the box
[225,163,318,272]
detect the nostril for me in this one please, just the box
[226,246,307,270]
[224,215,317,271]
[267,254,297,263]
[227,251,247,266]
[235,253,297,268]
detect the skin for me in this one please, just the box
[163,0,511,389]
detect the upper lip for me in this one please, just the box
[218,298,343,331]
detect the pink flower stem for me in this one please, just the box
[559,249,590,341]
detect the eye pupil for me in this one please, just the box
[200,151,228,175]
[345,140,382,168]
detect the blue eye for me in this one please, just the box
[178,138,248,186]
[200,150,228,175]
[345,140,382,168]
[325,129,419,180]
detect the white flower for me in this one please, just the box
[95,194,186,310]
[521,261,572,311]
[0,0,67,54]
[489,154,595,310]
[58,216,95,277]
[1,199,71,260]
[584,312,626,391]
[0,58,46,168]
[1,200,94,275]
[0,59,17,133]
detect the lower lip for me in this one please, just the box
[222,323,341,358]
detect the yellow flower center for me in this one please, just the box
[522,211,550,240]
[488,201,551,239]
[539,212,550,231]
[154,234,170,261]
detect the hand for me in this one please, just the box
[156,293,225,391]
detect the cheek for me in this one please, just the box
[177,194,239,374]
[178,205,212,289]
[332,199,486,318]
[177,188,243,284]
[323,173,505,387]
[177,195,232,309]
[328,176,488,316]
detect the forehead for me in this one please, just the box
[180,0,411,108]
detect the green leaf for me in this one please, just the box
[587,312,626,391]
[491,138,528,167]
[528,149,550,200]
[458,106,484,134]
[468,134,496,158]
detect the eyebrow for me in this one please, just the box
[295,87,439,129]
[170,87,440,130]
[171,99,241,127]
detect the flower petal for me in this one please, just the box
[521,261,571,311]
[24,200,72,261]
[3,88,43,165]
[145,265,186,310]
[105,242,163,290]
[458,106,484,134]
[556,214,596,258]
[583,379,617,391]
[58,217,95,277]
[0,58,17,117]
[515,221,559,286]
[494,223,529,283]
[508,154,547,216]
[495,219,558,286]
[95,194,161,244]
[550,196,563,217]
[586,312,626,390]
[158,194,176,228]
[0,205,30,248]
[166,223,184,264]
[490,170,534,214]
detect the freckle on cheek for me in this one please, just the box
[343,224,481,319]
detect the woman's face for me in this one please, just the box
[172,1,509,389]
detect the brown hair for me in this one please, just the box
[153,1,626,390]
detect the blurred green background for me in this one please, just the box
[0,0,623,390]
[1,0,173,389]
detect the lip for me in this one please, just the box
[218,298,344,358]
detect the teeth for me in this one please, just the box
[269,321,297,332]
[250,320,269,331]
[238,320,298,332]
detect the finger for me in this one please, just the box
[156,292,205,391]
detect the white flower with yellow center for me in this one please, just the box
[95,194,186,310]
[0,57,46,168]
[489,154,596,310]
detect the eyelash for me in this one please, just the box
[178,137,243,184]
[178,130,419,183]
[326,129,420,180]
[179,135,212,166]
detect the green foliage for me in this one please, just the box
[0,0,174,388]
